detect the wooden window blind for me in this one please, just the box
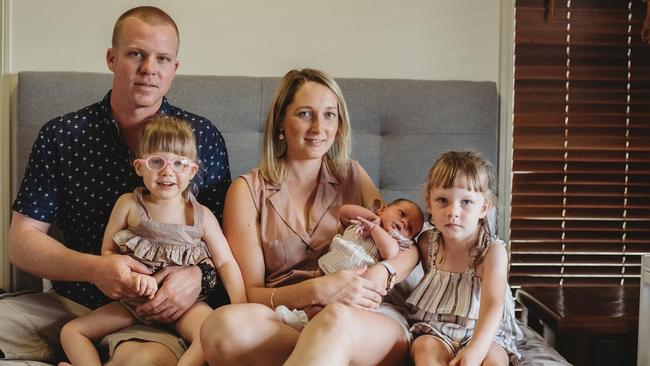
[510,0,650,287]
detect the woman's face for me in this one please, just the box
[282,81,339,161]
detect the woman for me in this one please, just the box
[201,69,418,365]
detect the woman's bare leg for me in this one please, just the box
[284,303,410,366]
[201,303,300,366]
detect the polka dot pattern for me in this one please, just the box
[12,91,231,309]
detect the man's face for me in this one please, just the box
[107,17,179,113]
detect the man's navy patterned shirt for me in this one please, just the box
[12,91,231,309]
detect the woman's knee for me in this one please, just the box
[201,305,243,355]
[200,303,274,361]
[309,303,353,333]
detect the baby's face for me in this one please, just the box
[379,201,424,239]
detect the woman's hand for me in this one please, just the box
[360,262,391,292]
[316,267,386,309]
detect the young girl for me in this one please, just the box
[275,199,424,329]
[407,151,522,366]
[59,115,246,366]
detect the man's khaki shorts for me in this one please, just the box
[0,291,186,364]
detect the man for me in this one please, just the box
[0,6,230,365]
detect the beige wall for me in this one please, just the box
[0,0,502,290]
[9,0,500,80]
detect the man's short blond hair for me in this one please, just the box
[112,6,179,52]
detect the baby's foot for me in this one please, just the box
[275,305,309,331]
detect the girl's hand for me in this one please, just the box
[351,215,381,238]
[449,346,484,366]
[317,267,386,309]
[132,272,158,299]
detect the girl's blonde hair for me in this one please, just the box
[136,114,199,195]
[260,68,352,185]
[425,150,497,267]
[136,114,197,161]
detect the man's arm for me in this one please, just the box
[9,211,148,299]
[9,212,95,281]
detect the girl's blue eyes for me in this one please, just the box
[434,198,472,206]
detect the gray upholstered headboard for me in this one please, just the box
[12,71,498,290]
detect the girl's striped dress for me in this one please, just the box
[406,228,523,363]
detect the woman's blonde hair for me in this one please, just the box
[136,114,199,195]
[425,150,497,267]
[260,68,351,185]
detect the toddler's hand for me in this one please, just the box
[132,273,158,299]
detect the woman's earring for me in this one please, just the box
[279,130,284,140]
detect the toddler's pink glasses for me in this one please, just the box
[136,156,198,173]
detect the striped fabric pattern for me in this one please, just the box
[318,224,380,274]
[406,228,523,360]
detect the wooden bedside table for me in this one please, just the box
[516,286,639,366]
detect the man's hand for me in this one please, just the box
[93,254,152,299]
[136,265,201,323]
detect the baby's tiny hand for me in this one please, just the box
[353,216,381,238]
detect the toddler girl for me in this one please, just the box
[59,115,246,366]
[407,151,522,366]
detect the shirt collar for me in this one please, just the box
[264,159,340,191]
[100,90,172,127]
